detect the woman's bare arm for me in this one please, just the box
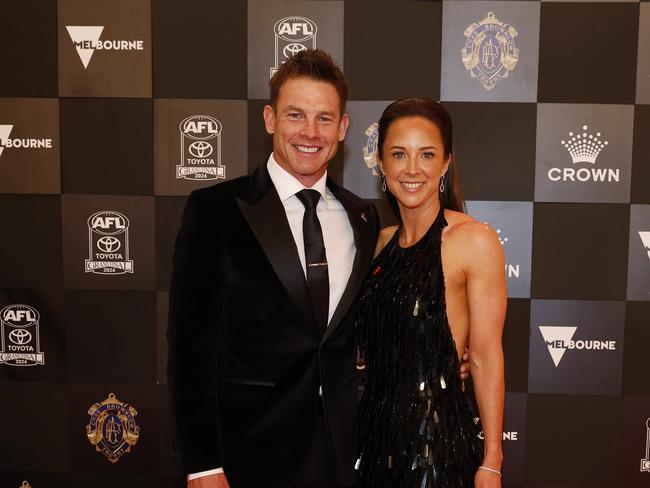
[464,222,507,471]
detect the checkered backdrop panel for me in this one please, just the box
[0,1,649,487]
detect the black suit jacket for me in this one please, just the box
[168,164,379,487]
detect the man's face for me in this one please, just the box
[263,77,349,187]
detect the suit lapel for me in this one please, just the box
[322,180,376,343]
[236,165,316,332]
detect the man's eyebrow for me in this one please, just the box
[282,105,337,117]
[283,105,305,113]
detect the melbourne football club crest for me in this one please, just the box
[86,392,140,463]
[85,211,134,275]
[18,482,32,488]
[270,16,317,78]
[362,122,379,176]
[0,304,44,367]
[176,115,225,181]
[461,12,519,91]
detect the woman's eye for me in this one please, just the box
[391,151,405,159]
[422,152,435,159]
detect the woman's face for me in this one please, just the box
[379,116,450,213]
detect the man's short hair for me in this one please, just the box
[269,49,349,115]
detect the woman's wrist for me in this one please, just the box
[482,449,503,469]
[477,465,502,478]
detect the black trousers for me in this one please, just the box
[294,412,350,488]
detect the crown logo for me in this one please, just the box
[561,125,608,164]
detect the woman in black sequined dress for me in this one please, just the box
[355,98,506,488]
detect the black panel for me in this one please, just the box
[0,196,62,289]
[0,0,58,97]
[65,290,156,383]
[622,301,650,395]
[632,105,650,204]
[538,3,639,103]
[531,203,629,300]
[345,0,441,100]
[152,0,247,99]
[525,394,620,485]
[503,298,530,393]
[0,382,69,470]
[60,98,153,195]
[445,103,537,201]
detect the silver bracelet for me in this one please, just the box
[478,465,502,477]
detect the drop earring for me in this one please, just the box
[381,174,387,192]
[439,175,445,194]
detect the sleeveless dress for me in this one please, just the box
[354,210,482,488]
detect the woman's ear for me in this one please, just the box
[442,153,452,177]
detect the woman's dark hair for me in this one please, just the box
[378,97,464,216]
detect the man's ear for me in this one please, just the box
[263,105,276,135]
[338,113,350,142]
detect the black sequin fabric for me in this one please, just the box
[355,210,482,487]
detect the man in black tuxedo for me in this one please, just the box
[168,50,379,488]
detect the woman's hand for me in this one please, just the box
[474,467,502,488]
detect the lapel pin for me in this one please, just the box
[360,213,367,222]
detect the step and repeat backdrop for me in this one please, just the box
[1,0,649,487]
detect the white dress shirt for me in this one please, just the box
[188,154,356,481]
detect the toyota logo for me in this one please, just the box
[189,141,214,158]
[9,328,32,345]
[97,236,121,253]
[283,43,307,59]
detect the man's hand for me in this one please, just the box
[459,348,471,383]
[188,473,230,488]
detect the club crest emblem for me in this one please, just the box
[18,481,32,488]
[461,12,519,91]
[86,392,140,463]
[362,122,379,175]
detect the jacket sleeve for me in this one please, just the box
[168,190,225,474]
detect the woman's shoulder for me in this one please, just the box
[442,209,501,253]
[374,225,399,258]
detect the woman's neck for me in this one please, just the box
[398,200,442,247]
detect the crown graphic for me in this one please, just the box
[561,125,608,164]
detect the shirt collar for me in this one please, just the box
[266,153,329,207]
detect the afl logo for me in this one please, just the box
[85,210,134,275]
[180,115,222,140]
[0,304,44,367]
[271,16,318,78]
[274,17,318,42]
[1,304,39,328]
[177,115,225,181]
[88,211,129,236]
